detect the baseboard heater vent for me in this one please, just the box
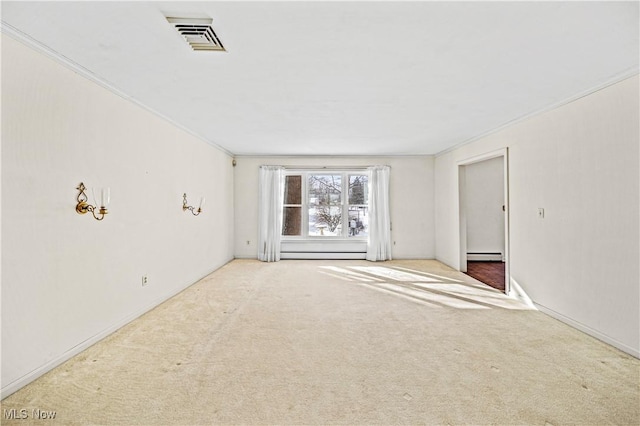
[467,252,503,262]
[281,251,366,260]
[281,241,367,260]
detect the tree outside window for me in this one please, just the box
[282,171,368,238]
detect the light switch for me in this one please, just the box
[538,208,545,219]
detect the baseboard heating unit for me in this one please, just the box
[281,241,366,260]
[467,252,504,262]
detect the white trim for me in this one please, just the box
[457,148,510,293]
[0,22,234,157]
[458,165,468,272]
[534,303,640,359]
[456,148,507,167]
[0,260,232,399]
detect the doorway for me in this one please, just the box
[458,149,509,294]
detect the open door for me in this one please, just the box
[458,148,510,294]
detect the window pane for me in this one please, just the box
[349,175,368,204]
[308,174,342,205]
[308,174,342,236]
[348,174,368,237]
[284,175,302,204]
[310,206,342,236]
[348,207,368,237]
[282,207,302,236]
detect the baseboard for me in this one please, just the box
[281,252,366,260]
[534,302,639,359]
[467,252,503,261]
[0,259,232,399]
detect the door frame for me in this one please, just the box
[457,148,510,294]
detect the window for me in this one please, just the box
[282,170,369,239]
[282,175,302,236]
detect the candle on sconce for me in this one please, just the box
[75,182,109,221]
[183,193,203,216]
[93,187,111,209]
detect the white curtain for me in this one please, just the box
[258,165,285,262]
[366,165,392,261]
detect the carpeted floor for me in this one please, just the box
[2,259,638,425]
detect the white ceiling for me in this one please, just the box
[2,1,638,156]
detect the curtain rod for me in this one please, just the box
[277,165,391,170]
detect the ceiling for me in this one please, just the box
[2,1,638,156]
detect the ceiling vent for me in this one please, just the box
[167,17,225,52]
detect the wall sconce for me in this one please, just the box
[76,182,110,220]
[183,193,205,216]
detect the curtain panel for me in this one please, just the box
[258,165,285,262]
[366,165,392,261]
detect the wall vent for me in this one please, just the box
[167,17,225,52]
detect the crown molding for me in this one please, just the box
[1,21,234,157]
[435,69,640,157]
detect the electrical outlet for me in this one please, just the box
[142,275,148,286]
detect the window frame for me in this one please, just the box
[282,169,369,240]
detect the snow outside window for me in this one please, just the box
[281,171,369,239]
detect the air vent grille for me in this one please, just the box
[167,17,225,52]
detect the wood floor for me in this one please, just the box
[465,261,505,292]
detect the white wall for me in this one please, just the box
[464,157,505,257]
[435,75,639,356]
[234,156,435,259]
[1,35,235,396]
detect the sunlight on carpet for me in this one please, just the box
[319,264,531,310]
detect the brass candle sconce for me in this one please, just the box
[183,193,205,216]
[76,182,110,221]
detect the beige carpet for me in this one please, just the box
[2,259,638,425]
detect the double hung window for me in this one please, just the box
[282,170,369,239]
